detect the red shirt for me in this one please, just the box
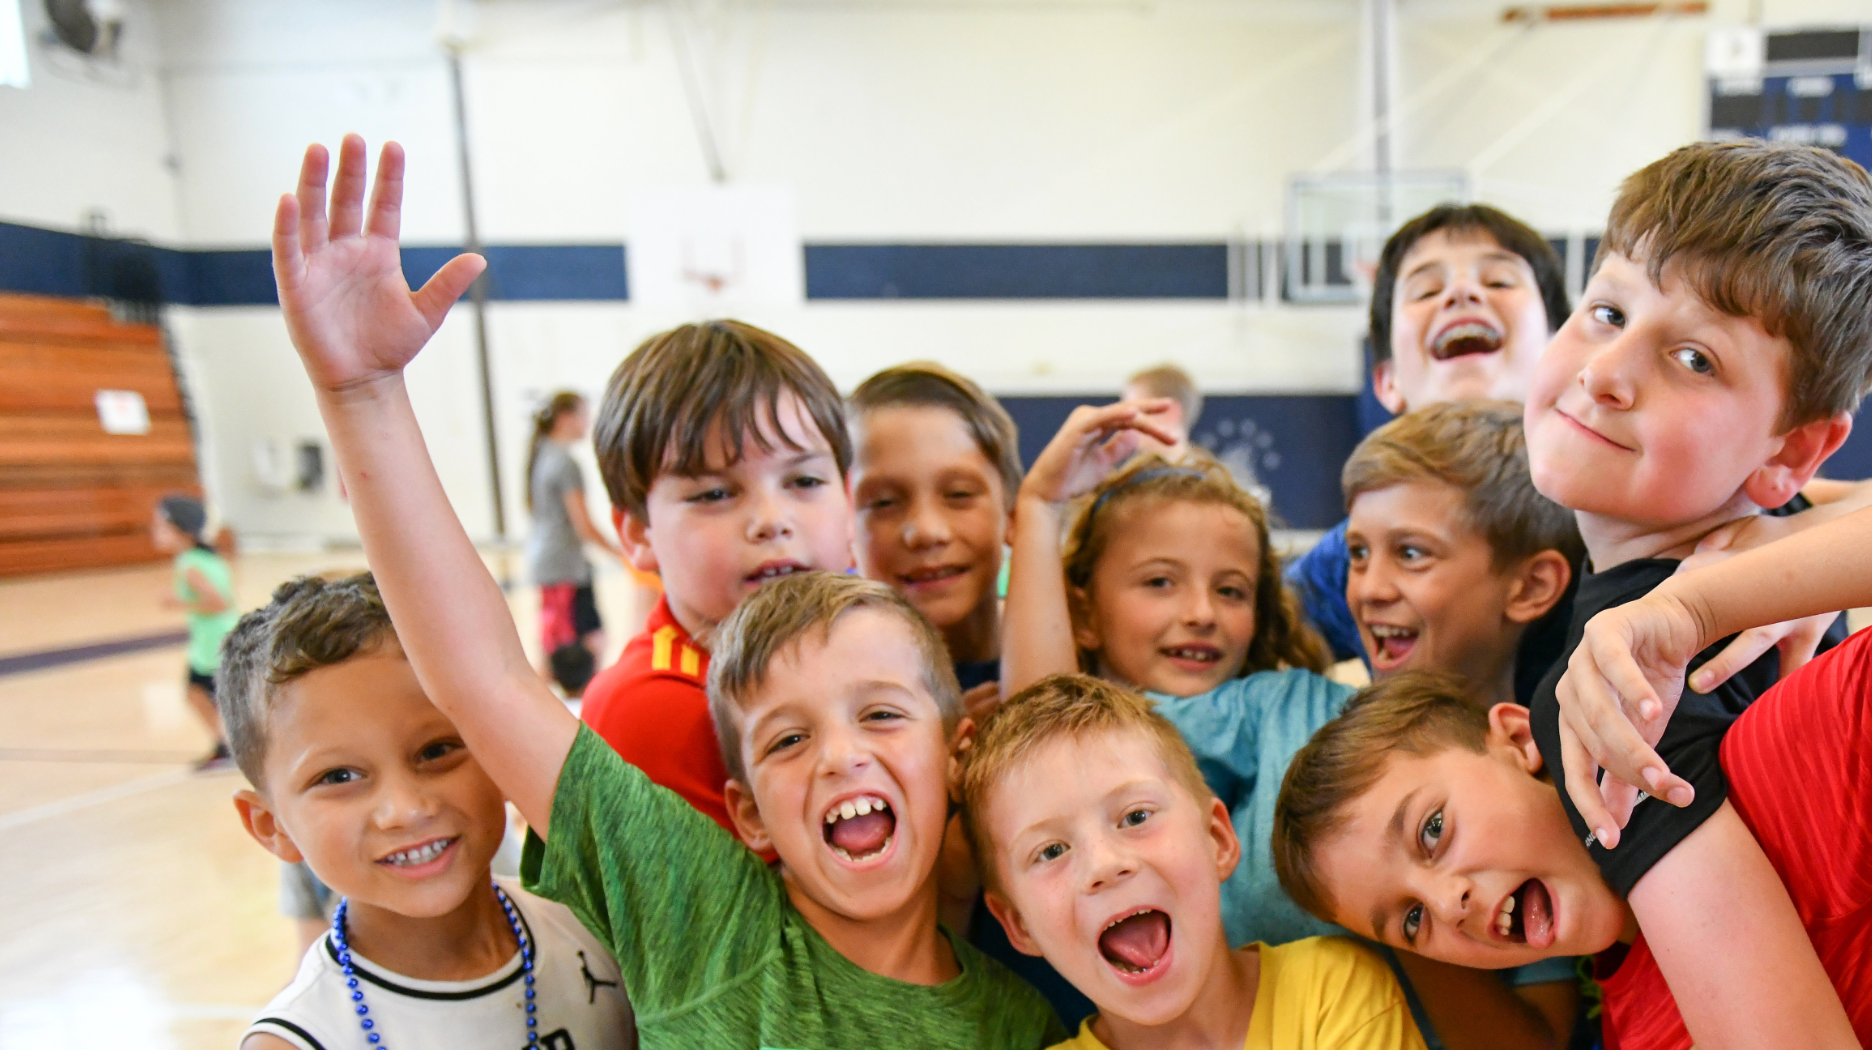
[580,596,737,837]
[1598,625,1872,1050]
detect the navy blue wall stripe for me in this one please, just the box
[805,243,1228,299]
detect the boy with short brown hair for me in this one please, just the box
[1343,400,1580,705]
[962,673,1424,1050]
[1121,364,1202,460]
[578,319,858,841]
[267,135,1061,1048]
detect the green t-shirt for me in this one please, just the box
[523,725,1066,1050]
[174,547,237,676]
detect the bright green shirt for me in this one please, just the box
[174,547,237,675]
[524,725,1066,1050]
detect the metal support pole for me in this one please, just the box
[446,46,507,541]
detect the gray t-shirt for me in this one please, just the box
[527,442,593,586]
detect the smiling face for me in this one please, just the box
[851,405,1009,656]
[724,608,965,925]
[1346,480,1526,693]
[1309,706,1628,969]
[626,391,857,641]
[240,642,508,918]
[1525,252,1797,534]
[1377,228,1554,414]
[1073,499,1259,698]
[981,729,1239,1026]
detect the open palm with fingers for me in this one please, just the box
[272,134,486,393]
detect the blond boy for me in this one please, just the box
[963,674,1424,1050]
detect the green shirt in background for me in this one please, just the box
[523,725,1066,1050]
[174,546,237,676]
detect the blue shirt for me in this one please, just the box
[1284,521,1363,664]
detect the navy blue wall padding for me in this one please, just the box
[998,394,1362,530]
[804,244,1229,299]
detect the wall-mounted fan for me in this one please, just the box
[43,0,121,61]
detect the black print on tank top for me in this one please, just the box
[577,950,619,1003]
[539,1029,574,1050]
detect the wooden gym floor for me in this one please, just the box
[0,553,650,1049]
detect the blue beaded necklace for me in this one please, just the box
[330,881,539,1048]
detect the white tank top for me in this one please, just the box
[245,879,634,1050]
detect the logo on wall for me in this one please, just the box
[1192,416,1278,509]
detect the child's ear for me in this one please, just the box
[983,890,1045,957]
[1503,550,1572,625]
[723,778,774,854]
[233,788,306,864]
[1068,585,1101,653]
[946,717,978,802]
[1206,795,1242,882]
[1486,703,1545,776]
[617,508,661,575]
[1744,412,1852,510]
[1371,360,1408,415]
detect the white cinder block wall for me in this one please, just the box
[5,0,1867,543]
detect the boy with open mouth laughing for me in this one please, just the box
[267,135,1061,1049]
[962,674,1425,1050]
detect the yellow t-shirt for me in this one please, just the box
[1049,936,1426,1050]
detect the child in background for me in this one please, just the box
[963,674,1424,1050]
[151,494,239,772]
[1004,403,1579,1050]
[849,362,1092,1026]
[849,362,1021,694]
[525,391,621,669]
[1120,364,1202,462]
[576,320,856,842]
[219,573,633,1050]
[268,136,1061,1048]
[550,642,596,701]
[1286,204,1571,693]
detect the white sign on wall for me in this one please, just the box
[627,185,803,315]
[95,389,150,435]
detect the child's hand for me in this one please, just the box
[960,681,1002,724]
[272,135,486,396]
[1673,520,1835,691]
[1019,399,1178,507]
[1554,591,1707,849]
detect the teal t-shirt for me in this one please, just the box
[524,725,1066,1050]
[174,546,237,676]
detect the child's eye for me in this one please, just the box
[863,496,898,512]
[1398,544,1428,564]
[791,474,827,491]
[1420,808,1444,853]
[1671,347,1714,376]
[315,767,358,787]
[1347,542,1368,563]
[1216,584,1248,601]
[1120,807,1151,828]
[766,732,806,756]
[688,487,732,505]
[1589,303,1626,328]
[1144,576,1173,590]
[417,740,461,763]
[1402,903,1424,944]
[861,708,904,725]
[1037,842,1068,863]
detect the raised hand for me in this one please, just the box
[1020,399,1178,507]
[1553,590,1705,849]
[271,135,486,395]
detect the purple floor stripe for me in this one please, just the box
[0,630,190,678]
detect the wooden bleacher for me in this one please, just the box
[0,293,201,577]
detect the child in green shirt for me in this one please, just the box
[152,494,238,772]
[265,134,1064,1049]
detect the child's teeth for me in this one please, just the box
[840,801,857,820]
[855,798,872,816]
[1502,895,1516,913]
